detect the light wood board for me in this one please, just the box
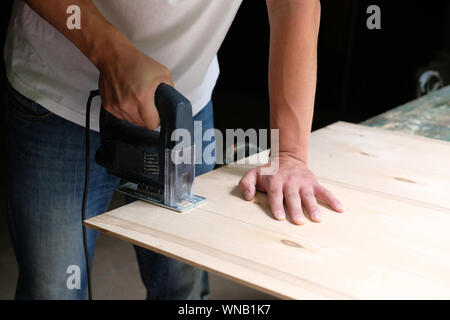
[308,122,450,211]
[85,122,450,300]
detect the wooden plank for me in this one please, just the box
[308,122,450,211]
[86,179,450,300]
[85,122,450,299]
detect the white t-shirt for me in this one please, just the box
[4,0,242,131]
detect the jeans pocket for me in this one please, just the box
[6,84,54,121]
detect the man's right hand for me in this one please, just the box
[24,0,173,130]
[97,44,173,129]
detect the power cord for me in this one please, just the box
[82,89,100,300]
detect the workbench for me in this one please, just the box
[363,86,450,142]
[85,88,450,300]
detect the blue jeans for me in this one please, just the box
[5,84,214,300]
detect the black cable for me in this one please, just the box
[82,89,100,300]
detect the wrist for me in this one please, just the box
[273,150,308,165]
[273,130,309,164]
[85,24,137,71]
[270,116,312,166]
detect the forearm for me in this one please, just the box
[24,0,135,70]
[267,0,321,164]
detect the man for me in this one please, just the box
[4,0,344,299]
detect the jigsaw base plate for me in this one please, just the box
[117,182,206,213]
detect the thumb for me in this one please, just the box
[238,168,258,201]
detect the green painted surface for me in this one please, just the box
[362,86,450,142]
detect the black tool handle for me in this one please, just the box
[155,83,194,150]
[99,84,194,149]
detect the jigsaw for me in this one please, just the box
[95,84,206,212]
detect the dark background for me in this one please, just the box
[212,0,450,133]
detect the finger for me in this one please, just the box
[121,105,146,127]
[284,187,306,225]
[161,78,174,87]
[301,189,322,223]
[142,76,173,129]
[158,70,174,87]
[267,182,285,221]
[119,109,135,124]
[104,106,126,121]
[140,99,160,130]
[315,185,345,213]
[238,169,257,201]
[100,83,127,121]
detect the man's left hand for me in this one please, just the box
[238,153,344,225]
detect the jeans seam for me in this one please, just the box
[7,83,54,121]
[6,95,54,121]
[6,106,54,121]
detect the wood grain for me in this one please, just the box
[85,122,450,299]
[308,122,450,211]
